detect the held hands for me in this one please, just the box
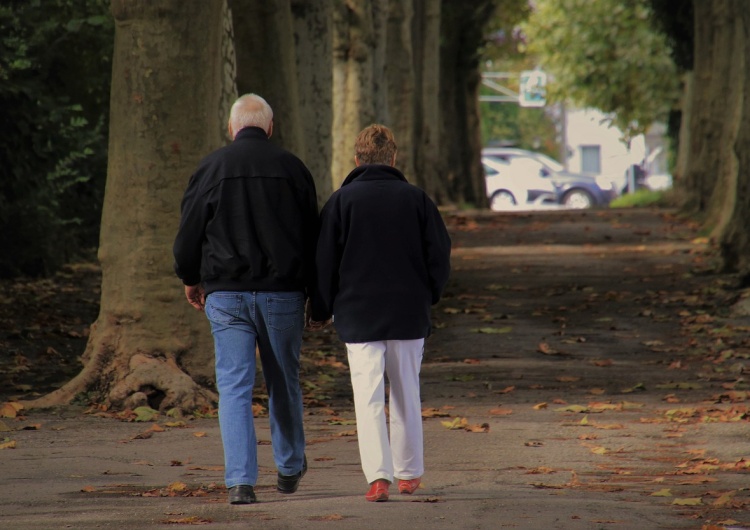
[306,318,331,331]
[304,298,331,330]
[185,284,206,311]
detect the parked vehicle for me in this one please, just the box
[482,156,559,211]
[482,147,617,209]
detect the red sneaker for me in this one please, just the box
[397,478,421,495]
[365,479,390,502]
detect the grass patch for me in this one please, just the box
[610,189,668,208]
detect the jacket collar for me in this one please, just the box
[234,126,269,141]
[341,164,407,187]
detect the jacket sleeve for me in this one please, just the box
[310,198,340,321]
[422,196,452,304]
[299,168,321,300]
[173,173,208,286]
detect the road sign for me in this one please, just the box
[519,70,546,107]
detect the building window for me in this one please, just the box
[580,145,601,174]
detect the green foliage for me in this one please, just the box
[610,189,668,208]
[479,0,559,156]
[522,0,680,140]
[0,0,113,277]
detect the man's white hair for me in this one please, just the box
[229,93,273,134]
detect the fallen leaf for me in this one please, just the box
[464,422,490,433]
[193,432,207,438]
[538,342,557,355]
[533,402,548,410]
[161,516,212,525]
[308,514,345,521]
[0,440,17,450]
[555,405,588,413]
[336,430,357,437]
[489,408,512,416]
[712,491,736,507]
[672,497,702,506]
[421,407,451,418]
[133,406,159,422]
[441,417,468,430]
[651,488,672,497]
[0,402,23,418]
[591,359,613,367]
[80,485,96,493]
[167,482,188,494]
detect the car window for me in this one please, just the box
[482,163,500,178]
[531,153,564,172]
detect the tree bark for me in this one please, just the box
[291,0,334,205]
[411,0,443,199]
[331,0,387,188]
[697,1,743,236]
[230,0,305,160]
[682,0,723,214]
[438,1,494,207]
[24,0,236,411]
[384,0,416,184]
[717,1,750,280]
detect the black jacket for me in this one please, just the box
[312,164,451,343]
[173,127,319,296]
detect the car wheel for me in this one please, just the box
[562,189,594,209]
[490,190,517,211]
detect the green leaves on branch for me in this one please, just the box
[522,0,680,140]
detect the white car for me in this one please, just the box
[483,156,559,211]
[483,147,617,209]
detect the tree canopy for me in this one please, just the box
[0,0,112,277]
[522,0,680,140]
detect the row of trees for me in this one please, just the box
[24,0,509,411]
[17,0,750,412]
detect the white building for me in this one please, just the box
[563,107,670,193]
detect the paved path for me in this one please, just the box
[2,208,749,530]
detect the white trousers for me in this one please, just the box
[346,339,425,484]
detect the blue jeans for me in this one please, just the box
[205,291,306,488]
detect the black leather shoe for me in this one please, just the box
[228,485,257,504]
[277,454,307,494]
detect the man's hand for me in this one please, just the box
[185,284,206,311]
[306,318,332,331]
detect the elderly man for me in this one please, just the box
[173,94,318,504]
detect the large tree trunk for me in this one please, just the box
[411,0,443,199]
[681,0,725,214]
[696,1,744,236]
[384,0,416,184]
[230,0,305,159]
[292,0,334,206]
[331,0,387,188]
[717,1,750,280]
[24,0,236,412]
[438,1,494,207]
